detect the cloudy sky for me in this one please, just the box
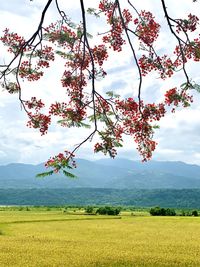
[1,0,200,165]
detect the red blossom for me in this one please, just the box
[25,97,45,111]
[27,113,51,135]
[45,150,76,174]
[176,14,199,33]
[165,87,193,108]
[0,28,27,54]
[136,11,160,45]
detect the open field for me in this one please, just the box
[1,210,200,266]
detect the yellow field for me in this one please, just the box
[0,211,200,266]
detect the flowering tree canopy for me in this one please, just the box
[0,0,200,176]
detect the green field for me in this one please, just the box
[1,210,200,266]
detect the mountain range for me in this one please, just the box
[0,158,200,189]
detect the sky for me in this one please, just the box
[1,0,200,165]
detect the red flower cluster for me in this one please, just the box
[175,38,200,63]
[44,23,77,48]
[27,113,51,135]
[1,82,20,94]
[99,0,126,51]
[165,87,193,108]
[19,61,43,81]
[176,14,199,33]
[115,97,166,160]
[122,9,133,26]
[94,141,117,158]
[139,55,175,78]
[0,28,26,54]
[25,97,45,111]
[102,22,125,52]
[45,151,76,174]
[92,45,108,66]
[136,11,160,45]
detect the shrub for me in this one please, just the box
[165,208,176,216]
[85,206,94,214]
[149,206,162,216]
[150,207,176,216]
[192,210,198,216]
[96,206,121,215]
[62,208,68,213]
[180,210,186,216]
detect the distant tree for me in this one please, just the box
[191,210,198,216]
[150,206,176,216]
[63,207,68,213]
[0,1,200,175]
[180,210,186,216]
[96,206,121,215]
[149,206,161,216]
[165,208,176,216]
[85,206,94,214]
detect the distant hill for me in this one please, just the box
[96,158,200,178]
[0,158,200,189]
[1,188,200,208]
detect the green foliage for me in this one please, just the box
[36,169,76,178]
[62,170,76,178]
[152,124,160,129]
[165,208,176,216]
[85,206,94,214]
[87,8,100,18]
[55,50,75,60]
[2,188,200,208]
[150,206,176,216]
[36,170,54,178]
[96,206,121,215]
[192,82,200,93]
[106,91,120,98]
[57,119,91,129]
[192,210,198,216]
[180,209,199,216]
[180,210,186,216]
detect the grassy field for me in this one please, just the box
[0,210,200,266]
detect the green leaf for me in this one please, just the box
[189,41,196,46]
[57,119,91,129]
[55,50,74,60]
[79,122,91,128]
[192,83,200,92]
[77,29,83,39]
[86,32,93,39]
[106,91,120,98]
[195,48,200,59]
[152,125,160,129]
[63,170,77,178]
[87,8,100,18]
[113,141,123,147]
[36,170,54,178]
[180,82,187,89]
[88,115,95,122]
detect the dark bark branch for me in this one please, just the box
[116,0,143,111]
[160,0,191,85]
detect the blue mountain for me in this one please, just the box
[0,158,200,189]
